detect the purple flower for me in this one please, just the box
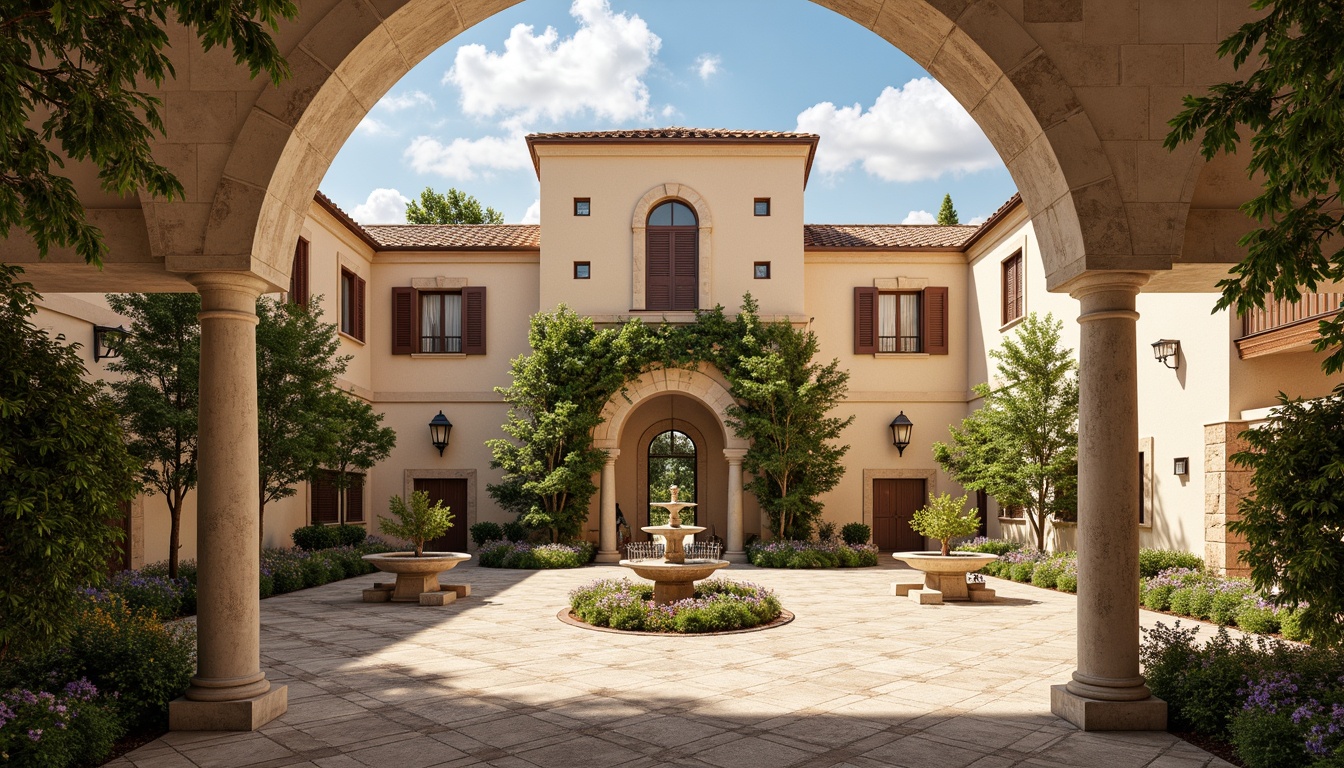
[27,728,42,741]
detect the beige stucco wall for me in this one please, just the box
[535,145,809,320]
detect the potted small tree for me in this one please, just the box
[362,491,470,602]
[892,493,997,603]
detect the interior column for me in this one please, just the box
[724,448,747,562]
[169,272,287,731]
[595,449,621,563]
[1050,271,1166,731]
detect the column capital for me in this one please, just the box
[1060,270,1150,302]
[189,272,270,315]
[603,449,621,462]
[723,448,748,462]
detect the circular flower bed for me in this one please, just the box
[567,578,783,633]
[479,540,594,569]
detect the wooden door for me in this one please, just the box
[415,478,469,553]
[105,500,132,574]
[872,478,926,551]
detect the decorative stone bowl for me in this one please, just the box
[891,551,999,604]
[618,560,729,604]
[362,552,470,603]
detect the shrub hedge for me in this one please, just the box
[746,540,879,568]
[840,522,871,545]
[290,524,367,551]
[478,540,595,569]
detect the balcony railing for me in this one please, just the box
[1240,292,1344,338]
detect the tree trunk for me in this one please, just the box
[259,491,267,552]
[168,491,181,579]
[941,539,951,556]
[415,541,423,557]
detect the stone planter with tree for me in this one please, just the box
[362,490,471,605]
[891,493,997,604]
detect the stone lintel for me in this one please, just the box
[1050,685,1167,731]
[169,685,288,731]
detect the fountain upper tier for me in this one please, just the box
[619,485,729,604]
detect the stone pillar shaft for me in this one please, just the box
[170,273,286,731]
[596,450,620,563]
[1051,271,1165,731]
[724,449,747,562]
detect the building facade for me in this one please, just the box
[38,129,1342,573]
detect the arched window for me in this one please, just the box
[646,201,698,311]
[648,429,696,525]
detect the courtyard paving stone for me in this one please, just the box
[109,560,1236,767]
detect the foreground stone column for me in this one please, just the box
[596,450,621,563]
[169,273,287,732]
[724,448,747,562]
[1051,271,1166,731]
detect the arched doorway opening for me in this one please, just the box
[647,429,697,522]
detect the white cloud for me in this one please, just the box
[377,90,436,112]
[660,104,681,121]
[351,188,410,224]
[796,77,999,183]
[404,132,533,181]
[520,199,541,224]
[967,215,987,226]
[445,0,660,125]
[355,116,395,137]
[901,210,937,225]
[696,54,721,81]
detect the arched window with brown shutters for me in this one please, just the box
[645,200,698,311]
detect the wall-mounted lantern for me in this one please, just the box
[1151,339,1181,369]
[1173,457,1189,476]
[93,325,130,362]
[429,411,453,456]
[889,412,913,456]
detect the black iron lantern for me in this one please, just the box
[428,411,452,455]
[1151,339,1180,369]
[93,325,130,362]
[889,412,913,456]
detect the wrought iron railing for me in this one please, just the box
[1241,293,1344,337]
[420,335,462,353]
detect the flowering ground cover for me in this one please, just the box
[568,577,782,633]
[746,539,879,568]
[478,540,595,569]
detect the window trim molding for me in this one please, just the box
[753,197,771,216]
[630,183,713,311]
[877,290,923,354]
[403,469,478,550]
[574,261,591,279]
[574,197,591,216]
[753,261,771,279]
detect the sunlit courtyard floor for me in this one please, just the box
[112,559,1235,768]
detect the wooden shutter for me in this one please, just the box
[289,239,309,308]
[854,287,878,354]
[672,230,698,310]
[311,471,339,525]
[462,286,487,355]
[1003,253,1022,324]
[646,229,672,310]
[353,275,366,342]
[923,286,949,355]
[391,287,416,354]
[344,474,364,524]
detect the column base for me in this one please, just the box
[595,550,621,564]
[170,684,288,731]
[1050,685,1166,731]
[724,551,747,564]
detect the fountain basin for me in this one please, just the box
[362,552,470,602]
[891,551,998,602]
[619,559,729,604]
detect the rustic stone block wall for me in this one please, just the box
[1203,421,1252,577]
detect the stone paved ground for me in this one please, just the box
[112,560,1236,768]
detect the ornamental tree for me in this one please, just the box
[106,293,201,578]
[0,265,139,658]
[910,493,980,556]
[936,193,960,226]
[1,0,295,266]
[1165,1,1344,374]
[405,187,505,225]
[1228,386,1344,648]
[934,312,1078,550]
[321,390,397,526]
[381,490,454,557]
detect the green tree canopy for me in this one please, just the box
[0,266,139,658]
[1165,1,1344,373]
[106,292,201,577]
[936,193,960,226]
[255,296,350,543]
[1,0,296,266]
[934,312,1077,550]
[322,391,397,525]
[405,187,505,225]
[910,493,980,556]
[381,490,455,557]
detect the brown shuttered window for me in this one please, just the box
[311,471,339,525]
[854,287,878,354]
[354,275,366,342]
[646,229,672,310]
[339,268,365,341]
[289,239,309,308]
[462,286,487,355]
[1002,251,1023,325]
[672,230,697,310]
[345,474,364,523]
[923,286,949,355]
[391,287,416,354]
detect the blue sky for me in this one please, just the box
[320,0,1017,226]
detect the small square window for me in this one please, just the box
[754,262,771,279]
[574,262,591,279]
[754,198,770,216]
[574,198,591,216]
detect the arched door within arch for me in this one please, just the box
[646,201,698,310]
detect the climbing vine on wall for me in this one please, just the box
[486,295,852,543]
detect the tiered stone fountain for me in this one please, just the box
[619,485,729,604]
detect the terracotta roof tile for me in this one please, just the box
[362,224,540,250]
[526,127,819,141]
[803,224,979,249]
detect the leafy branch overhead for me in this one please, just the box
[0,0,296,266]
[1165,1,1344,373]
